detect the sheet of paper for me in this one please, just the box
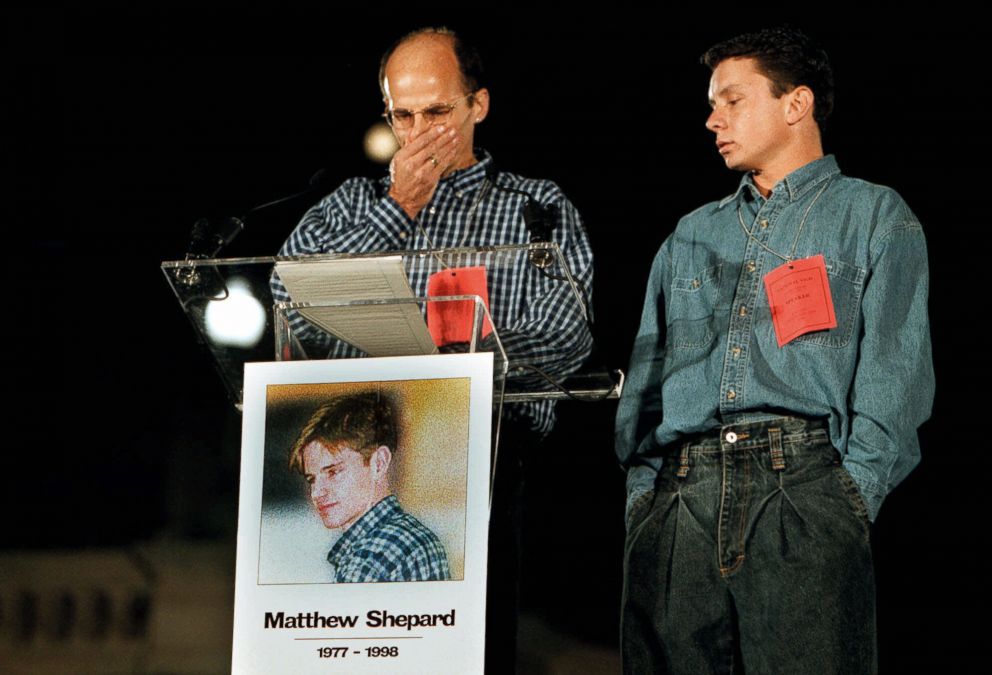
[275,257,437,357]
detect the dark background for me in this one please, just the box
[3,6,981,672]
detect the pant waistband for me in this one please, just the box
[669,416,829,478]
[675,415,828,452]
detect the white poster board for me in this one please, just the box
[232,353,492,674]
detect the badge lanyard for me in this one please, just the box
[737,176,839,347]
[416,176,492,270]
[735,176,834,265]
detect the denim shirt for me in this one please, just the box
[616,155,934,521]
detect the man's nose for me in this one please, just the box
[705,108,723,132]
[411,111,433,136]
[311,476,330,497]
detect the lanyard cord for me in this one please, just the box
[415,176,491,270]
[736,176,834,264]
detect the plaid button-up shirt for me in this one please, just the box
[327,495,450,583]
[272,150,594,435]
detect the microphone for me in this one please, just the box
[183,168,330,260]
[179,169,330,287]
[186,216,244,260]
[522,200,557,269]
[486,164,559,269]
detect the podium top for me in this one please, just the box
[163,243,619,409]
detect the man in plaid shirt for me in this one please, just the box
[271,26,593,437]
[274,25,593,667]
[289,391,450,583]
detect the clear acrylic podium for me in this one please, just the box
[162,242,623,476]
[163,243,620,399]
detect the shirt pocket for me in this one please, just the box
[668,263,722,349]
[789,256,866,348]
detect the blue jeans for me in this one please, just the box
[622,416,876,674]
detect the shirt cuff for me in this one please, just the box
[842,460,885,522]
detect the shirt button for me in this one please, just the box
[398,231,408,240]
[429,207,436,215]
[726,389,737,401]
[692,279,700,289]
[760,219,769,229]
[746,260,756,273]
[732,346,741,358]
[725,431,738,443]
[739,305,748,317]
[456,191,464,198]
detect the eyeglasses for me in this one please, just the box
[383,92,475,130]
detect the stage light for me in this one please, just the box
[364,121,399,164]
[203,276,267,348]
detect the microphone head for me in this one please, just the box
[186,216,244,259]
[216,216,245,247]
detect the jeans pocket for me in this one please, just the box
[834,465,871,530]
[625,489,655,533]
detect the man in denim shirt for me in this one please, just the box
[617,27,933,673]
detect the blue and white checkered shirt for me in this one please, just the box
[272,150,594,435]
[327,495,450,583]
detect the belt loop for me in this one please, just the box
[769,427,785,471]
[676,442,691,479]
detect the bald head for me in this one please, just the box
[378,27,484,98]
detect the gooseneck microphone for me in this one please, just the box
[179,169,330,289]
[183,168,330,261]
[520,199,556,268]
[186,216,245,260]
[482,163,559,269]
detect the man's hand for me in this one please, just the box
[388,125,460,220]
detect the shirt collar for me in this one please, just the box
[442,148,494,193]
[718,155,840,208]
[326,494,400,566]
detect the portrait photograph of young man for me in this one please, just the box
[257,379,471,585]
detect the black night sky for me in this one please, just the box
[3,6,983,672]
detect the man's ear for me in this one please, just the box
[471,87,490,124]
[785,85,815,126]
[370,445,392,480]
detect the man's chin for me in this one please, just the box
[721,155,746,172]
[320,510,366,530]
[716,147,749,171]
[318,512,348,530]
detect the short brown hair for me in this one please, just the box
[701,26,834,131]
[288,391,398,474]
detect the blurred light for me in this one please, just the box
[364,121,399,164]
[204,276,266,349]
